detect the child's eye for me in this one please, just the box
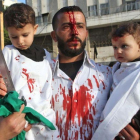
[121,45,127,49]
[23,34,28,37]
[12,36,17,39]
[113,46,117,50]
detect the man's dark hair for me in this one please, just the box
[111,22,140,43]
[52,6,86,31]
[4,3,35,29]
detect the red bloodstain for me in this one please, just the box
[53,83,95,140]
[93,75,99,88]
[53,59,56,62]
[51,96,54,108]
[92,106,96,115]
[100,80,105,89]
[15,55,20,61]
[67,11,79,36]
[112,37,119,41]
[55,93,59,102]
[107,67,110,72]
[22,68,35,93]
[29,97,31,100]
[87,79,93,89]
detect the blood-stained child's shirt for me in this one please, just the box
[2,45,60,140]
[50,51,112,140]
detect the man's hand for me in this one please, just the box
[0,105,30,140]
[0,74,7,96]
[117,119,139,140]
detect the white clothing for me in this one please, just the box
[50,51,112,140]
[2,45,60,140]
[92,61,140,140]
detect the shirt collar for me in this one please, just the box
[52,50,95,76]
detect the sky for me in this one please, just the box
[18,0,25,3]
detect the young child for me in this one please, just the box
[92,22,140,140]
[2,3,60,140]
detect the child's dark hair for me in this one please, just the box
[111,22,140,43]
[52,6,86,31]
[4,3,35,29]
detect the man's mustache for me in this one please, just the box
[67,36,82,43]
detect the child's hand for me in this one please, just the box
[0,74,7,96]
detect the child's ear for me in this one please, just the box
[51,31,57,42]
[34,24,38,34]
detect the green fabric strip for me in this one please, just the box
[0,91,56,140]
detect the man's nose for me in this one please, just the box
[71,25,78,36]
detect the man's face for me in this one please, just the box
[7,23,38,50]
[52,11,88,57]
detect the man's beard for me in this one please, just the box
[56,35,86,57]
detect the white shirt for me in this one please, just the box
[50,51,112,140]
[92,61,140,140]
[2,45,60,140]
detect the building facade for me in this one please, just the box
[26,0,140,65]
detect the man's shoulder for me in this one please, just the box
[89,59,111,72]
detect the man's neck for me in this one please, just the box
[59,52,84,63]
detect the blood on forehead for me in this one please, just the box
[112,35,127,42]
[66,11,79,35]
[112,37,119,42]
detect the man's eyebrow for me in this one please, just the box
[62,22,85,26]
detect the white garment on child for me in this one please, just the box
[2,45,60,140]
[92,61,140,140]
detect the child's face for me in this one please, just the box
[112,34,140,62]
[7,23,38,50]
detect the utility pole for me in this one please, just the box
[0,0,4,50]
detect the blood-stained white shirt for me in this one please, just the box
[50,51,112,140]
[2,45,60,140]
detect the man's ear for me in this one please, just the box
[51,31,57,42]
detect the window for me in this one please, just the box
[88,5,97,17]
[126,1,136,11]
[100,3,109,15]
[35,16,42,25]
[42,13,49,25]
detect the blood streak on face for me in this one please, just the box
[67,11,79,49]
[112,37,119,41]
